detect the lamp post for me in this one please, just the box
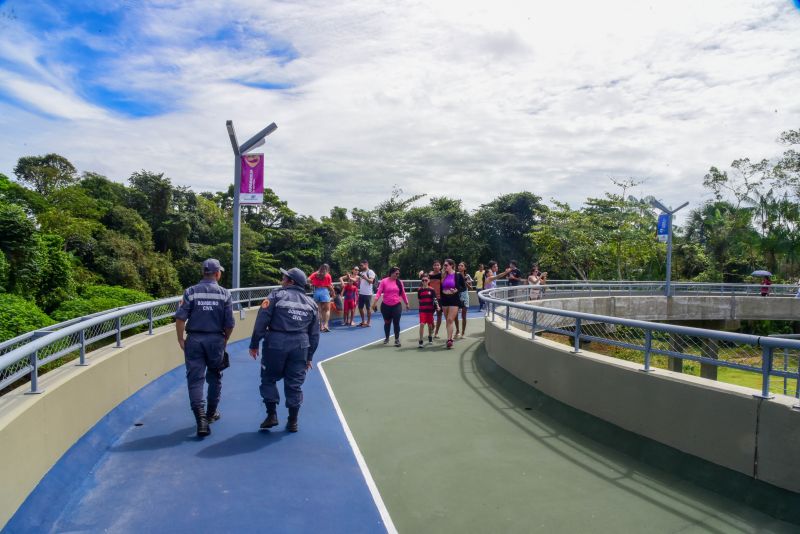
[650,199,688,297]
[226,120,277,295]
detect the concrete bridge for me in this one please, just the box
[2,283,800,532]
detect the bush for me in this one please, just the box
[0,294,54,342]
[50,285,152,322]
[81,285,152,304]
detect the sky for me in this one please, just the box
[0,0,799,219]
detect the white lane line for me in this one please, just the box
[318,325,417,534]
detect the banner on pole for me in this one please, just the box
[240,154,264,205]
[656,213,669,243]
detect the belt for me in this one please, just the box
[187,330,224,335]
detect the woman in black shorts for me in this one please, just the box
[439,258,467,348]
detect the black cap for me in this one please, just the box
[280,267,307,287]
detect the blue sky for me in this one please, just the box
[0,1,799,218]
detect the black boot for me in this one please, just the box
[207,404,221,423]
[193,407,210,437]
[260,403,279,430]
[286,406,299,433]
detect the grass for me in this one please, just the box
[540,331,800,398]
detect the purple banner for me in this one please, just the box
[240,154,264,205]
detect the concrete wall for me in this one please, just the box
[532,295,800,322]
[0,309,258,530]
[483,318,800,493]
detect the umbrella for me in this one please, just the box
[752,270,772,277]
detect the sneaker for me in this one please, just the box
[395,339,401,347]
[383,337,389,344]
[446,339,453,349]
[418,339,424,348]
[428,335,433,344]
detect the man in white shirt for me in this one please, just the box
[357,259,376,327]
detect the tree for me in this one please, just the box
[13,154,78,196]
[473,192,547,269]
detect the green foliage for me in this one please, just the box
[4,129,800,342]
[0,294,54,342]
[13,154,78,197]
[0,252,8,292]
[51,284,152,322]
[0,173,48,213]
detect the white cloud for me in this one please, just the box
[0,0,799,222]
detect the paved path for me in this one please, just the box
[7,314,423,533]
[322,318,797,533]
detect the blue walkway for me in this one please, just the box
[6,313,433,533]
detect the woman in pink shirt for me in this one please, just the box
[372,266,410,346]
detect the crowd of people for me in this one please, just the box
[305,259,547,350]
[174,257,545,438]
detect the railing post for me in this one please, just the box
[756,346,775,399]
[573,318,581,353]
[77,329,88,366]
[25,350,42,394]
[147,307,154,335]
[115,317,122,348]
[505,305,510,330]
[784,347,789,396]
[491,302,496,322]
[642,330,653,372]
[531,310,537,341]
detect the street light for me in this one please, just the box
[226,120,278,297]
[650,198,689,297]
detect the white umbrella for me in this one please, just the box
[751,270,772,277]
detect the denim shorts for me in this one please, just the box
[459,291,469,308]
[313,287,331,303]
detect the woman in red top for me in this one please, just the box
[309,263,333,332]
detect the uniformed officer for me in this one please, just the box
[249,267,319,432]
[175,258,235,437]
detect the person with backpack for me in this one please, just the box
[372,266,410,346]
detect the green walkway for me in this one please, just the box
[322,319,795,533]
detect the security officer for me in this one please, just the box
[175,258,235,437]
[249,267,319,432]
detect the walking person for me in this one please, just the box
[455,261,473,339]
[309,263,333,332]
[474,263,486,310]
[440,259,467,349]
[528,267,542,301]
[416,273,440,347]
[427,260,444,337]
[357,259,376,327]
[761,276,772,297]
[340,267,360,326]
[372,266,410,346]
[249,267,319,433]
[174,258,235,437]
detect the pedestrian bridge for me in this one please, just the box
[2,282,800,532]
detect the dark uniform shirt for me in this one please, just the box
[174,280,235,334]
[249,285,320,360]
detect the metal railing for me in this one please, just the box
[2,280,797,396]
[479,284,800,401]
[0,286,279,394]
